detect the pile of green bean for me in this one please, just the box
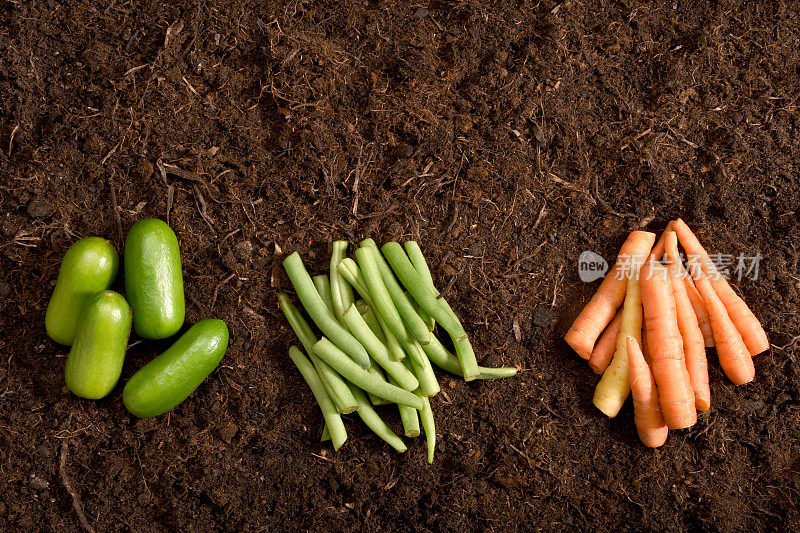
[280,239,517,462]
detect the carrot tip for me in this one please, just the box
[638,428,669,448]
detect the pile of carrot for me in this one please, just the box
[565,219,769,447]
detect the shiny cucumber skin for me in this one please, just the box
[124,218,185,339]
[123,319,229,418]
[65,291,132,399]
[46,237,119,345]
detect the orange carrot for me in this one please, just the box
[654,220,714,345]
[684,275,715,347]
[648,220,674,261]
[674,219,769,356]
[694,273,755,385]
[640,261,697,429]
[627,336,668,447]
[565,231,656,359]
[588,309,622,374]
[665,232,710,411]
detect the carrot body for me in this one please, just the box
[654,221,714,346]
[684,276,715,347]
[588,310,622,374]
[627,336,668,447]
[565,231,656,359]
[694,275,755,385]
[640,261,697,429]
[593,270,644,417]
[674,219,769,356]
[665,232,710,411]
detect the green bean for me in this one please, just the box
[403,241,461,325]
[355,300,386,342]
[288,346,347,450]
[382,242,480,380]
[404,241,434,286]
[356,299,406,363]
[384,328,406,362]
[312,338,423,410]
[353,247,437,392]
[350,248,436,390]
[313,274,334,315]
[321,423,331,442]
[337,258,372,304]
[404,341,440,397]
[348,384,407,452]
[416,390,436,463]
[340,258,405,361]
[407,291,435,331]
[420,334,517,379]
[360,239,430,344]
[283,252,370,369]
[419,334,461,375]
[343,304,420,391]
[355,247,429,367]
[279,294,359,414]
[367,362,391,406]
[354,247,411,343]
[330,241,354,322]
[381,243,458,332]
[389,377,420,437]
[398,405,420,437]
[477,366,518,379]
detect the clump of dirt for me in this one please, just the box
[1,0,798,530]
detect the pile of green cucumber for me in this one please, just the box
[46,219,228,418]
[280,239,517,462]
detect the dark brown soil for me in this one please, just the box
[2,0,799,530]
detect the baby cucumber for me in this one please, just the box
[65,291,132,399]
[46,236,119,345]
[123,319,229,418]
[124,218,185,339]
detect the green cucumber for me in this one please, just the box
[65,291,131,399]
[123,319,229,418]
[124,218,185,339]
[46,237,119,345]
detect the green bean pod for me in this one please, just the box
[330,241,354,322]
[390,376,420,437]
[289,346,347,450]
[417,390,436,463]
[382,242,480,380]
[124,218,185,339]
[421,335,517,380]
[65,291,131,399]
[278,294,359,414]
[46,237,119,345]
[313,274,335,315]
[342,304,420,391]
[283,252,371,368]
[312,338,423,410]
[123,319,228,418]
[348,384,407,452]
[404,241,461,325]
[359,239,431,344]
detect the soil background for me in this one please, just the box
[1,0,799,531]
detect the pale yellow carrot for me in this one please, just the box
[593,260,645,418]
